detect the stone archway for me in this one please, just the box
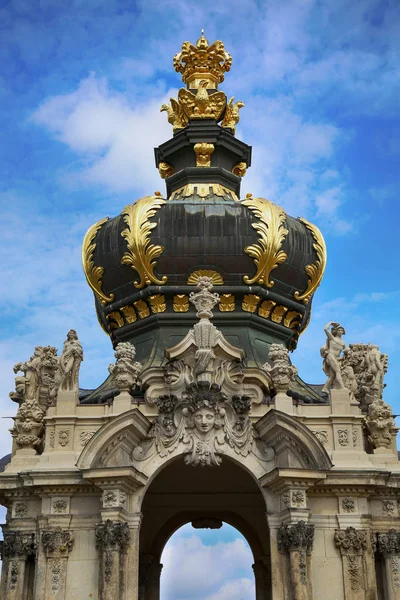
[138,456,271,600]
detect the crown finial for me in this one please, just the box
[173,33,232,89]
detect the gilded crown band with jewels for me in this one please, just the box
[161,31,244,133]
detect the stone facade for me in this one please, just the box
[1,31,399,600]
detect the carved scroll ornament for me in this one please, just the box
[242,196,288,288]
[121,195,167,289]
[82,217,114,305]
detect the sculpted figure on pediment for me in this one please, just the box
[58,329,83,392]
[340,342,388,408]
[11,345,58,408]
[320,321,346,393]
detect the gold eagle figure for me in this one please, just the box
[221,97,245,134]
[160,98,189,131]
[178,80,226,120]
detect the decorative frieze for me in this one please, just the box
[342,497,356,513]
[338,429,349,447]
[281,490,307,510]
[312,429,328,445]
[52,498,68,514]
[13,502,28,518]
[383,500,397,517]
[102,489,128,508]
[58,430,70,447]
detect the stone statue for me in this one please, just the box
[366,397,394,450]
[320,322,346,393]
[58,330,83,392]
[263,344,298,394]
[13,347,44,401]
[340,343,388,409]
[189,276,220,377]
[364,343,385,395]
[108,342,142,392]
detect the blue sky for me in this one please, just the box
[0,0,399,593]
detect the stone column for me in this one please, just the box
[2,530,36,599]
[41,527,74,600]
[334,527,367,600]
[376,530,400,599]
[278,520,314,600]
[96,519,130,600]
[252,556,271,600]
[125,515,142,600]
[138,553,163,600]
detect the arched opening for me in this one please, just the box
[139,456,271,600]
[160,521,255,600]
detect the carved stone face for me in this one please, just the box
[193,408,215,433]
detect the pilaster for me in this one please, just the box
[277,520,315,600]
[41,527,75,600]
[376,530,400,599]
[2,530,36,600]
[334,527,368,600]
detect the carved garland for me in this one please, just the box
[82,217,114,305]
[120,195,167,289]
[294,217,326,304]
[242,196,288,288]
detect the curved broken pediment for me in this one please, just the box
[255,409,333,471]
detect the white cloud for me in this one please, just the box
[32,74,173,194]
[161,534,254,600]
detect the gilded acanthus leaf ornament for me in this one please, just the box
[242,196,288,287]
[294,217,327,304]
[121,195,167,289]
[82,217,114,306]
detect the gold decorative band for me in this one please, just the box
[169,183,238,201]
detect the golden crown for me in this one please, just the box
[173,30,232,89]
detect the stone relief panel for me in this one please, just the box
[133,278,274,468]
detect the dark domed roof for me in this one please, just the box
[82,35,326,368]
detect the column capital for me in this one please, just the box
[277,520,314,554]
[376,530,400,556]
[334,527,367,556]
[42,527,74,557]
[3,530,36,559]
[95,519,131,553]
